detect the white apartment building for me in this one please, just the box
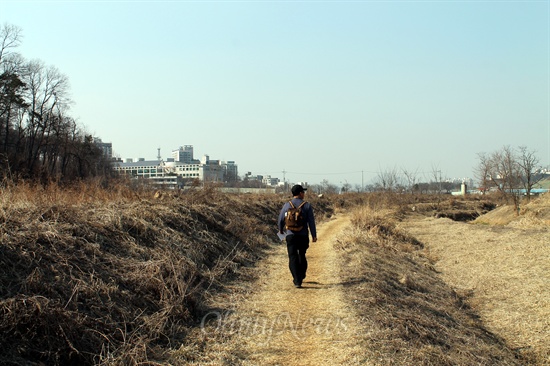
[262,175,280,186]
[112,146,238,188]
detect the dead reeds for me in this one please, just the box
[2,182,544,365]
[336,205,524,365]
[0,181,287,365]
[404,193,550,365]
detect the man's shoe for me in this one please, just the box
[293,280,302,288]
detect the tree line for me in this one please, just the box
[475,145,545,213]
[0,24,112,183]
[302,147,545,197]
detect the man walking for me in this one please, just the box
[278,184,317,288]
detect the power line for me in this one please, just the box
[271,170,456,176]
[283,170,370,176]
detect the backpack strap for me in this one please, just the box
[289,201,306,209]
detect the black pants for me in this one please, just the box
[286,234,309,285]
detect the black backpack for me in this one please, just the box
[285,201,307,232]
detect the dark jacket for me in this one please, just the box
[278,198,317,238]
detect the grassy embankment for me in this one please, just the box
[1,180,547,365]
[0,181,336,365]
[336,192,549,365]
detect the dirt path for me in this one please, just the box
[224,214,366,365]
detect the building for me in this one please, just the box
[262,175,280,186]
[172,145,196,164]
[94,138,113,159]
[222,160,238,182]
[112,145,237,188]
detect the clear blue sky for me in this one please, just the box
[1,0,548,187]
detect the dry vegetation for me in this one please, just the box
[0,180,334,365]
[402,193,550,365]
[334,197,523,366]
[1,180,548,365]
[172,215,366,366]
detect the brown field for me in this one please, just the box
[401,194,550,365]
[1,181,548,365]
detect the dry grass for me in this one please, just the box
[3,181,545,365]
[475,193,550,227]
[402,193,550,365]
[0,180,301,365]
[336,204,523,365]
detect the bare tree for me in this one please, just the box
[341,181,352,193]
[495,146,521,213]
[0,24,25,177]
[475,152,491,195]
[319,179,339,194]
[430,163,443,194]
[478,145,522,214]
[23,60,70,176]
[376,165,400,192]
[0,23,112,182]
[0,70,28,153]
[517,146,543,201]
[0,23,22,64]
[401,167,419,194]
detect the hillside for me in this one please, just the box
[0,183,335,365]
[474,191,550,226]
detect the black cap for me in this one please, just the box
[291,184,307,196]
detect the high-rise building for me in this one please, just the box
[222,161,238,182]
[94,138,113,159]
[172,145,194,163]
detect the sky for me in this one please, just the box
[1,0,549,187]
